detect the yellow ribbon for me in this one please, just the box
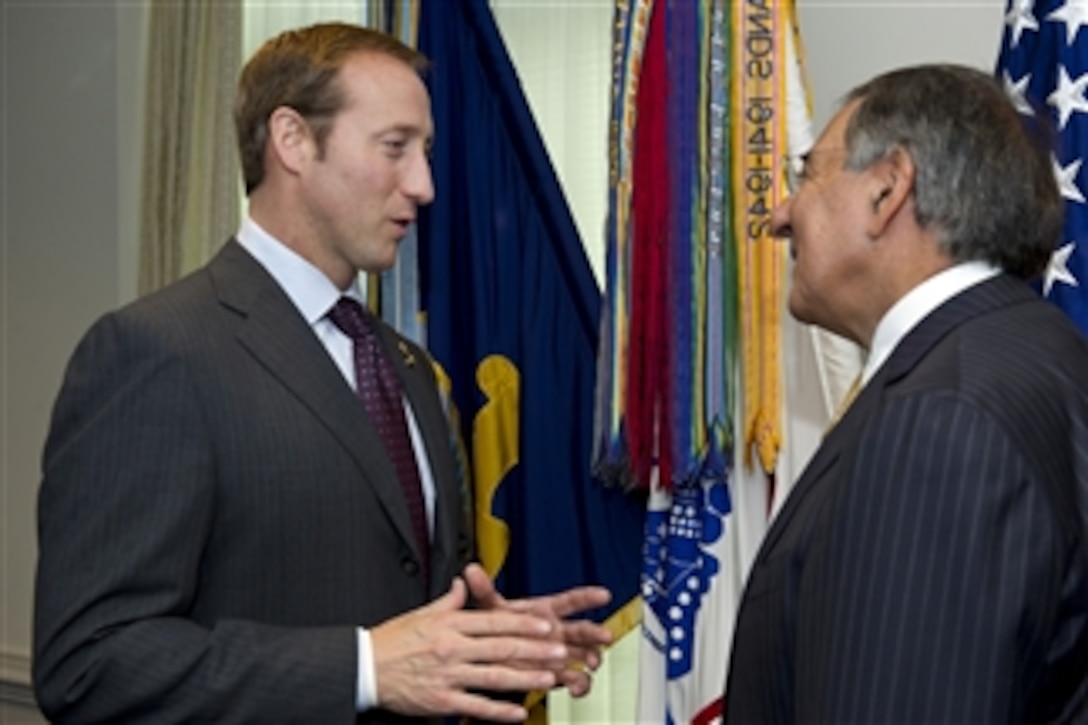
[732,0,792,473]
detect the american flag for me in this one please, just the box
[998,0,1088,333]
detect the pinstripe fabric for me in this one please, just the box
[725,275,1088,724]
[34,240,468,724]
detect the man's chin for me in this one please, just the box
[786,296,812,325]
[356,260,397,277]
[364,244,401,272]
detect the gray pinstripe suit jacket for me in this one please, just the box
[725,274,1088,724]
[34,240,470,723]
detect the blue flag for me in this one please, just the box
[997,0,1088,333]
[416,0,644,627]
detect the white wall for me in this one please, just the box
[799,0,1006,130]
[1,0,146,688]
[0,0,1008,699]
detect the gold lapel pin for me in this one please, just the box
[398,341,416,367]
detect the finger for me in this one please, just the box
[463,563,508,608]
[559,619,613,646]
[455,633,569,667]
[555,667,593,698]
[449,609,554,638]
[546,586,612,618]
[418,576,468,615]
[453,661,557,694]
[435,687,533,718]
[582,647,602,671]
[560,643,603,671]
[440,690,529,723]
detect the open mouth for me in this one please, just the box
[391,218,414,237]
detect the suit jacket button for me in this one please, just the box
[401,557,420,576]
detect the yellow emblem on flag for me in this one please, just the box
[472,354,519,577]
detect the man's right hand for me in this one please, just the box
[370,576,568,722]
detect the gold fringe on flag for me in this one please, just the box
[732,0,791,473]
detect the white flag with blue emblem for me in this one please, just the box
[636,15,847,722]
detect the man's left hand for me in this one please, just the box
[462,563,613,697]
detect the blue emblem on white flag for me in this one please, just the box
[642,477,731,679]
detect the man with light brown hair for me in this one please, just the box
[34,23,611,724]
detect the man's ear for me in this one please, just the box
[266,106,313,177]
[866,145,915,238]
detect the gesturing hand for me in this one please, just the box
[370,575,571,722]
[463,563,613,697]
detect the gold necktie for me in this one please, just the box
[826,373,863,433]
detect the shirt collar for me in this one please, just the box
[236,216,364,324]
[863,261,1000,384]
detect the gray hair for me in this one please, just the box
[842,64,1061,279]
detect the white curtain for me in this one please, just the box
[490,0,612,290]
[243,2,369,59]
[139,0,242,293]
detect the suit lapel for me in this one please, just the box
[758,274,1036,560]
[206,241,422,557]
[881,273,1035,381]
[372,323,464,588]
[756,366,886,558]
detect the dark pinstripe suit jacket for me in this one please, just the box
[725,274,1088,724]
[34,240,470,723]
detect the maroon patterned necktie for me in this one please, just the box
[327,297,429,580]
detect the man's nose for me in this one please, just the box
[405,154,435,206]
[769,195,792,239]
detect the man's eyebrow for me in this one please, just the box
[381,123,427,135]
[380,123,434,150]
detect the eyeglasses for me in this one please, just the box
[783,153,807,194]
[783,147,848,194]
